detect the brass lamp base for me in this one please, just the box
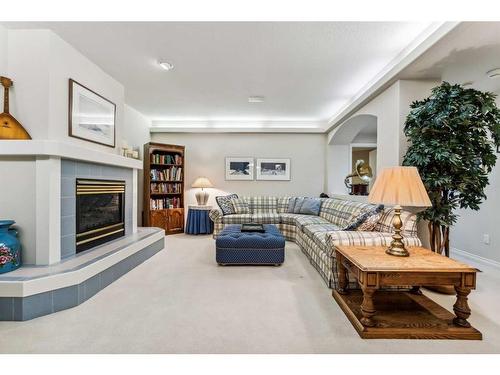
[195,189,209,205]
[386,206,410,257]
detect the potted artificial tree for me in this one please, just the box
[403,82,500,265]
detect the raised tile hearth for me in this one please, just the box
[0,228,165,321]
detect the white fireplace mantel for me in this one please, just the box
[0,140,142,170]
[0,140,142,266]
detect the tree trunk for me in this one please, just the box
[425,221,455,294]
[428,221,450,257]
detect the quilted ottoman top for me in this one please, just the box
[216,224,285,249]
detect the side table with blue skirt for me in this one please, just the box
[186,205,214,235]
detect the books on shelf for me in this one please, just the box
[150,153,182,165]
[150,197,181,210]
[150,182,182,194]
[150,167,182,181]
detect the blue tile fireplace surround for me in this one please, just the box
[61,160,134,259]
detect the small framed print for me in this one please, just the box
[256,158,291,181]
[69,79,116,147]
[225,157,254,180]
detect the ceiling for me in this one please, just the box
[399,22,500,94]
[3,22,438,130]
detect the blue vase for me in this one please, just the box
[0,220,22,274]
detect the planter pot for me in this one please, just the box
[0,220,22,274]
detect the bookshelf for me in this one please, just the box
[143,142,185,235]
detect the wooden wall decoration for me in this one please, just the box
[0,76,31,140]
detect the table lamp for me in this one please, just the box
[368,166,431,257]
[192,177,213,205]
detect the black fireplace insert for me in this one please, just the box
[76,179,125,253]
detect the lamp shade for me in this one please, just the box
[191,177,213,188]
[368,166,431,207]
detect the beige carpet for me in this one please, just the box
[0,234,499,353]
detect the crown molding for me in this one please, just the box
[325,21,461,133]
[150,120,326,133]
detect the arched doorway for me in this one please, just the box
[326,114,377,195]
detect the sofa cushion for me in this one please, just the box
[251,196,277,214]
[299,198,322,216]
[279,213,305,225]
[216,194,238,215]
[221,214,253,224]
[277,197,291,213]
[310,231,331,254]
[325,231,422,257]
[231,198,250,214]
[374,208,418,236]
[252,212,281,224]
[294,215,331,230]
[302,223,342,240]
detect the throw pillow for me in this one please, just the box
[299,198,322,216]
[216,194,238,215]
[293,198,306,214]
[287,197,297,213]
[231,198,250,214]
[344,204,383,231]
[355,211,382,231]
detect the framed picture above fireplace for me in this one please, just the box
[69,79,116,147]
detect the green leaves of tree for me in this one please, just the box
[403,81,500,227]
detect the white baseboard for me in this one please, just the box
[451,247,500,270]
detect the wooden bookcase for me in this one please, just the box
[143,142,185,235]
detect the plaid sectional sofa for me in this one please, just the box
[209,196,421,288]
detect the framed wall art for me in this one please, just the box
[225,157,254,180]
[69,79,116,147]
[256,158,291,181]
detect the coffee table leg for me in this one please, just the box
[453,286,472,328]
[360,286,377,327]
[336,254,349,295]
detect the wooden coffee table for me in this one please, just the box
[332,245,482,339]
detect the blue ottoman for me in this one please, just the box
[216,224,285,266]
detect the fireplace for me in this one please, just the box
[76,179,126,253]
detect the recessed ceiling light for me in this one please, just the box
[462,81,474,86]
[248,96,265,103]
[486,68,500,79]
[159,61,174,71]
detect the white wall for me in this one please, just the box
[151,132,327,210]
[0,157,37,264]
[48,32,125,152]
[0,24,7,74]
[451,95,500,263]
[397,80,439,163]
[123,104,152,225]
[6,29,125,153]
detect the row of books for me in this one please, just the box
[151,153,182,165]
[150,197,182,210]
[150,167,182,181]
[151,182,182,194]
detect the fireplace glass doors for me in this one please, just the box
[76,179,125,252]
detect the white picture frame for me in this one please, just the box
[256,158,291,181]
[69,79,116,148]
[225,157,254,180]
